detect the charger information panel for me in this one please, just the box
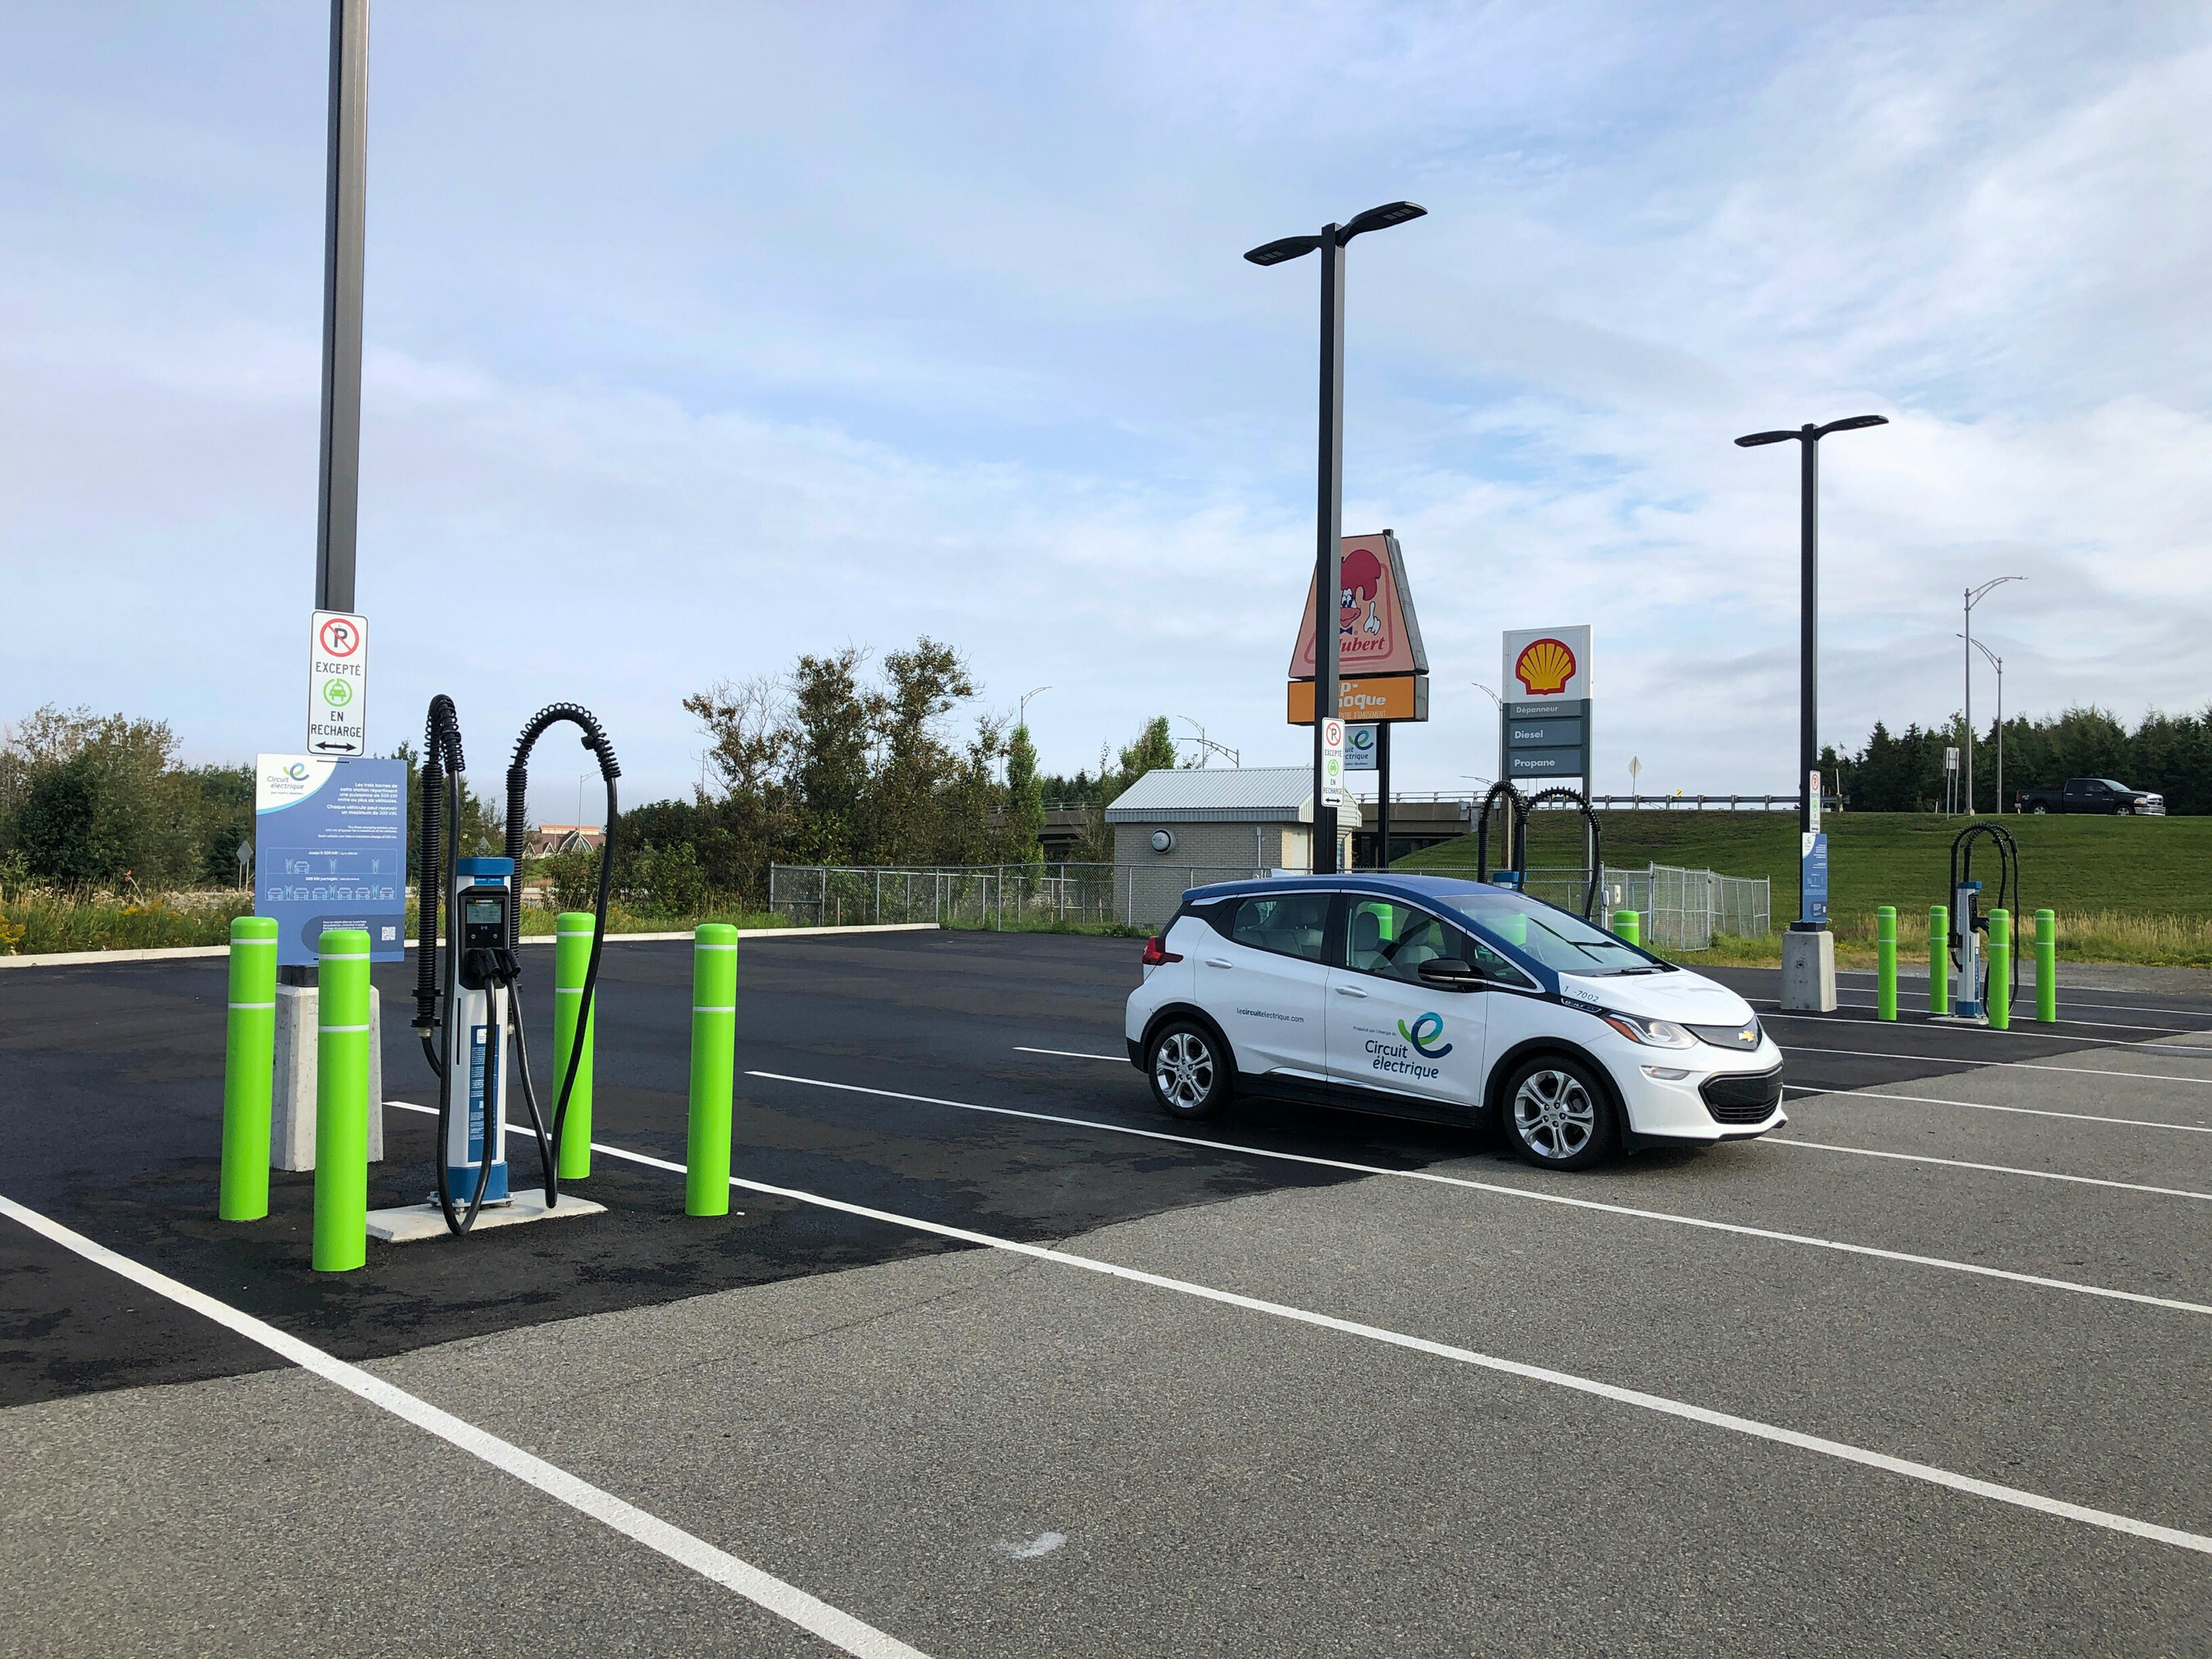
[254,754,407,966]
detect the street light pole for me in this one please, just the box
[1960,634,2006,812]
[1248,201,1426,876]
[1734,415,1888,914]
[1962,577,2024,814]
[315,0,370,614]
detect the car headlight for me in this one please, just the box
[1601,1010,1698,1049]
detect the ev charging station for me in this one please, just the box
[440,857,519,1209]
[1940,822,2021,1025]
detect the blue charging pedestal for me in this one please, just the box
[1951,878,1984,1019]
[444,857,513,1205]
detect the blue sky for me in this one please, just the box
[3,2,2208,818]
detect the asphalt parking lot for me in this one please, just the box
[4,927,2210,1656]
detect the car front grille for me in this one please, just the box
[1686,1018,1761,1051]
[1700,1067,1784,1124]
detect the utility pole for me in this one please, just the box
[315,0,370,614]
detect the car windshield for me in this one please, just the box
[2098,779,2129,791]
[1439,888,1657,975]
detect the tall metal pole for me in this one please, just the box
[1962,588,1974,815]
[1799,426,1818,845]
[1312,224,1344,874]
[1376,723,1392,870]
[315,0,370,614]
[1995,655,2003,813]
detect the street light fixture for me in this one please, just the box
[1018,686,1051,728]
[1248,200,1428,873]
[1176,716,1240,770]
[1734,414,1888,924]
[1962,577,2023,814]
[1958,632,2007,813]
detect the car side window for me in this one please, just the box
[1466,936,1535,989]
[1343,899,1456,984]
[1231,892,1332,963]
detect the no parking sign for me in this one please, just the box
[308,610,369,755]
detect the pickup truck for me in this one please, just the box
[2015,777,2166,815]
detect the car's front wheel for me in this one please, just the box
[1501,1055,1617,1170]
[1148,1021,1231,1119]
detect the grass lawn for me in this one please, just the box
[1398,811,2212,967]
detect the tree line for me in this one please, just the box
[0,708,253,891]
[1820,705,2212,814]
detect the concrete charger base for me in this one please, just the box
[366,1186,607,1244]
[1780,928,1838,1012]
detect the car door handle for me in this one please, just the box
[1335,985,1369,998]
[1205,958,1233,968]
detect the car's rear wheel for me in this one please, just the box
[2030,803,2048,814]
[1501,1055,1616,1170]
[1148,1021,1231,1119]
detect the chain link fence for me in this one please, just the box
[770,859,1769,947]
[1597,863,1770,950]
[768,863,1271,931]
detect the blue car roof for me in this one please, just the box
[1181,873,1502,904]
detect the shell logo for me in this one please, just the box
[1513,637,1577,696]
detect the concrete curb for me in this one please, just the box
[0,921,939,970]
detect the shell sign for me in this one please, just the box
[1500,624,1592,703]
[1513,637,1577,696]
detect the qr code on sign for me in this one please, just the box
[381,927,397,941]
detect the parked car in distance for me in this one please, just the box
[2014,777,2166,815]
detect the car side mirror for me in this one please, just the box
[1417,957,1483,991]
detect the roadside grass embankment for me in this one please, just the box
[1398,810,2212,968]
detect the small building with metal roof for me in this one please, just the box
[1103,766,1359,878]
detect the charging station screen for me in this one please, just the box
[466,900,502,925]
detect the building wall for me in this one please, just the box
[1112,820,1354,874]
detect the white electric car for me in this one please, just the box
[1123,874,1784,1170]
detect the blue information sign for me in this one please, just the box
[1801,831,1830,927]
[254,755,407,966]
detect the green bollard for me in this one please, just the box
[1929,906,1949,1014]
[1987,909,2011,1030]
[219,915,280,1220]
[553,912,596,1181]
[312,928,371,1271]
[1875,907,1897,1022]
[2036,909,2057,1023]
[1611,908,1639,945]
[686,923,738,1217]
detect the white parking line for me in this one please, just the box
[1779,1044,2212,1094]
[1765,1138,2212,1202]
[1823,990,2208,1029]
[1007,1049,2212,1196]
[393,1104,2212,1559]
[745,1072,2212,1317]
[0,1191,931,1659]
[1754,1007,2212,1055]
[1828,977,2212,1022]
[1784,1083,2212,1134]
